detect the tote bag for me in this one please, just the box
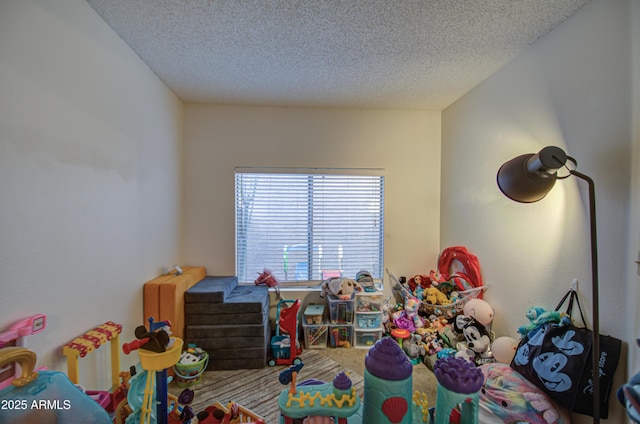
[511,289,621,419]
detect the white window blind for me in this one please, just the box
[235,170,384,286]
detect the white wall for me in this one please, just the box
[0,1,183,390]
[441,0,634,422]
[182,104,441,309]
[629,0,640,372]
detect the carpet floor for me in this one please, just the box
[168,347,438,423]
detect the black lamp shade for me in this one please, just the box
[496,146,568,203]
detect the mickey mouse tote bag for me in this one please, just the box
[510,290,621,418]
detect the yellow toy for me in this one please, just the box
[424,287,451,305]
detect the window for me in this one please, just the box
[235,169,384,286]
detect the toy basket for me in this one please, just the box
[173,351,209,387]
[386,268,488,318]
[420,286,487,317]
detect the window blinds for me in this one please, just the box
[235,171,384,285]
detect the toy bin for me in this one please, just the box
[173,351,209,388]
[355,292,383,312]
[303,321,329,349]
[326,295,354,324]
[329,324,353,348]
[355,312,382,329]
[303,304,325,324]
[355,328,383,348]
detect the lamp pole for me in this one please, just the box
[571,169,600,424]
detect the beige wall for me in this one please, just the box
[629,0,640,373]
[182,104,441,308]
[0,1,183,389]
[441,0,634,422]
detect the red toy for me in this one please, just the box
[269,299,302,367]
[255,268,281,299]
[196,401,265,424]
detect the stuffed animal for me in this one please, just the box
[402,333,426,360]
[424,287,451,305]
[517,306,564,337]
[393,297,424,332]
[404,297,424,329]
[320,277,363,299]
[463,298,494,326]
[618,339,640,423]
[455,315,493,364]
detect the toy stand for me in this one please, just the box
[269,299,302,367]
[62,321,123,411]
[138,338,183,424]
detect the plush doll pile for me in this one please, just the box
[386,246,493,368]
[385,246,572,423]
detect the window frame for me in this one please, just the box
[235,167,385,288]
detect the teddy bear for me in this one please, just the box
[424,287,451,305]
[320,277,363,299]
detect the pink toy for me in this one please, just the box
[463,298,494,326]
[255,268,281,299]
[0,314,46,390]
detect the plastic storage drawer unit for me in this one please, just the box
[327,295,354,324]
[303,321,329,349]
[329,324,353,348]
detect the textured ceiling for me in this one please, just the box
[86,0,591,110]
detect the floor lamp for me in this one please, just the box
[496,145,601,423]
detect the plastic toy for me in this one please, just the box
[275,338,437,423]
[62,320,123,411]
[437,246,484,296]
[122,319,183,424]
[0,314,46,390]
[196,400,265,423]
[174,344,209,387]
[167,388,195,424]
[278,361,361,423]
[355,270,375,292]
[255,268,282,300]
[269,299,303,366]
[0,347,111,423]
[433,356,483,424]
